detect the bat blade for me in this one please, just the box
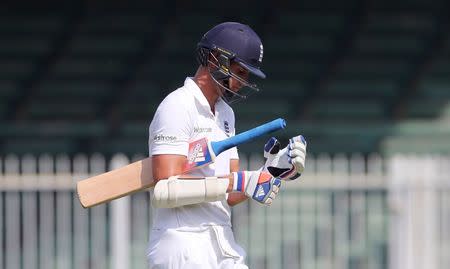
[76,118,286,208]
[77,157,154,208]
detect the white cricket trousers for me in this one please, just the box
[147,226,248,269]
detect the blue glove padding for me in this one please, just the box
[232,170,282,206]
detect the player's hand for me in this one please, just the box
[263,135,307,181]
[232,170,281,206]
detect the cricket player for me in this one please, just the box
[146,22,307,269]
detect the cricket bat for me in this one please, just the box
[76,118,286,208]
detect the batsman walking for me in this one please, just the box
[146,22,307,269]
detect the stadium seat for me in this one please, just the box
[0,104,8,120]
[308,100,386,121]
[381,136,450,155]
[334,58,412,80]
[0,138,77,155]
[0,37,54,57]
[273,12,346,35]
[92,137,148,156]
[26,102,100,120]
[353,34,426,56]
[233,100,293,121]
[0,121,108,138]
[48,57,127,79]
[0,80,19,100]
[0,6,448,157]
[258,81,309,99]
[263,59,325,81]
[422,59,450,80]
[265,34,335,58]
[120,121,149,138]
[363,12,435,34]
[0,15,64,34]
[404,99,449,119]
[323,79,400,99]
[65,35,142,57]
[417,79,450,99]
[0,59,36,80]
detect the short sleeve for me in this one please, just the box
[148,94,193,156]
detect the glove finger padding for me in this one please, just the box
[288,135,307,175]
[289,135,307,148]
[264,137,281,158]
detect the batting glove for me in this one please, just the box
[263,135,307,181]
[232,170,282,206]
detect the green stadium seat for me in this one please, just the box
[48,58,127,79]
[274,12,346,34]
[335,58,411,80]
[65,35,142,57]
[423,60,450,79]
[264,59,324,81]
[137,58,194,82]
[381,136,450,155]
[93,137,148,155]
[265,34,335,58]
[257,81,309,99]
[124,80,162,100]
[0,80,20,100]
[34,80,113,100]
[324,79,400,98]
[233,100,292,121]
[1,138,77,155]
[0,60,35,79]
[404,99,448,119]
[363,13,434,34]
[417,79,450,99]
[157,35,198,59]
[116,101,159,121]
[175,14,222,36]
[78,14,157,34]
[370,0,442,10]
[353,34,426,56]
[119,80,164,120]
[0,121,108,138]
[0,16,64,34]
[391,120,450,136]
[120,121,149,138]
[0,103,8,120]
[25,102,99,120]
[0,37,54,57]
[294,121,390,138]
[309,100,386,121]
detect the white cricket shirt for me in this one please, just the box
[148,77,239,230]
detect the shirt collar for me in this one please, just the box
[184,77,227,115]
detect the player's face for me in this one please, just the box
[228,62,250,93]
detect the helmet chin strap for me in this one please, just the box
[207,52,258,104]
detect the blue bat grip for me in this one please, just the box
[210,118,286,156]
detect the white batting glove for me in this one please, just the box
[263,135,307,181]
[232,170,282,206]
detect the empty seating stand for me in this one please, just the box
[0,4,449,156]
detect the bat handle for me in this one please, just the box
[211,118,286,155]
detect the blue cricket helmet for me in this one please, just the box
[197,22,266,79]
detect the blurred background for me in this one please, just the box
[0,0,449,268]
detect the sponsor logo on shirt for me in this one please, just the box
[153,134,177,143]
[193,126,213,133]
[224,121,230,137]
